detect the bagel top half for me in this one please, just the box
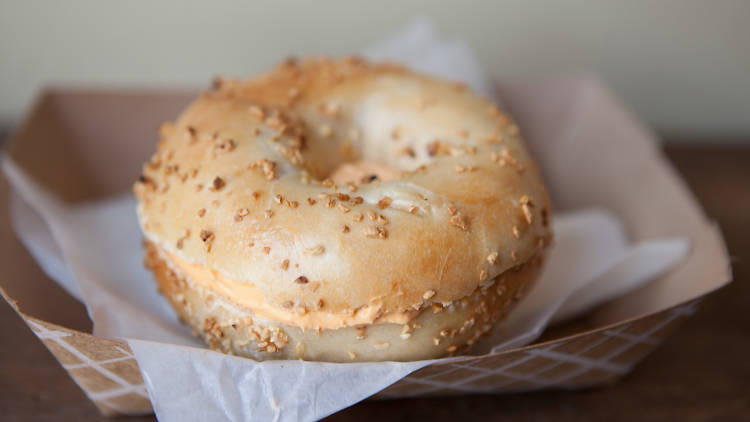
[134,57,551,335]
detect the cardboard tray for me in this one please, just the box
[0,85,731,416]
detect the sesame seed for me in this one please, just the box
[307,197,317,206]
[338,203,350,213]
[305,245,325,256]
[399,147,416,158]
[263,246,271,254]
[426,140,440,156]
[197,208,206,217]
[212,138,236,156]
[408,206,418,214]
[281,259,289,270]
[520,196,533,224]
[364,225,387,239]
[447,206,458,216]
[377,197,392,209]
[250,159,277,181]
[211,177,226,191]
[455,165,466,174]
[446,345,458,353]
[252,191,261,200]
[450,214,470,231]
[294,275,309,284]
[199,230,214,252]
[401,324,412,338]
[342,225,350,233]
[352,213,363,222]
[479,269,488,281]
[486,252,499,265]
[264,209,274,219]
[274,194,283,204]
[348,351,357,360]
[512,226,520,238]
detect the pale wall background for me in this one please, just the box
[1,0,748,140]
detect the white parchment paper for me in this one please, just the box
[4,19,690,422]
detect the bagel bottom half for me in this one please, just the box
[145,240,543,362]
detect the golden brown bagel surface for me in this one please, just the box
[134,57,552,361]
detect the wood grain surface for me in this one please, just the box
[1,143,748,421]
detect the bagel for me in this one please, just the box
[134,57,551,362]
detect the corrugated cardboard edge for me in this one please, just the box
[1,283,706,415]
[377,297,703,397]
[1,287,152,417]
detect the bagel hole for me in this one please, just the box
[327,160,402,186]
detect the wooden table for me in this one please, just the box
[1,143,748,421]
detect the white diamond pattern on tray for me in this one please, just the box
[377,301,698,397]
[20,301,699,414]
[25,319,151,416]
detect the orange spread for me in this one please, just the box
[158,246,418,330]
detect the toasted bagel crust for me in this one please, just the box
[135,57,551,360]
